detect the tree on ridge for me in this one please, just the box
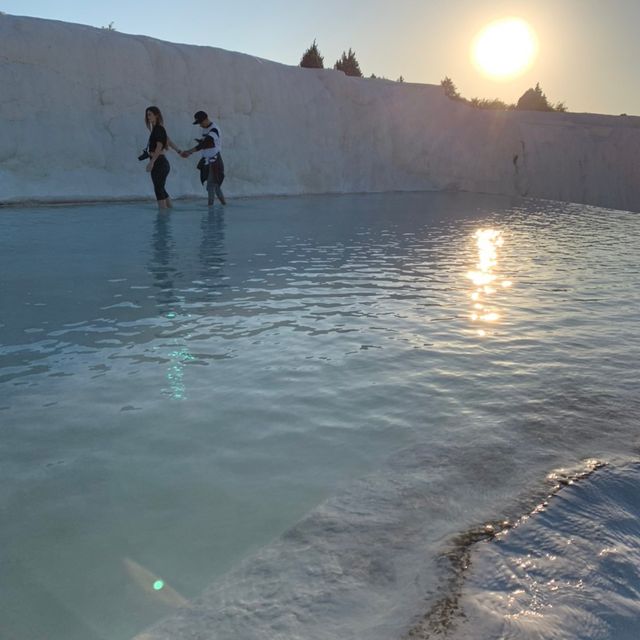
[440,76,462,101]
[334,48,363,77]
[300,40,324,69]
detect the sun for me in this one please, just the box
[471,18,538,80]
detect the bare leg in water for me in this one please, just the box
[207,163,226,207]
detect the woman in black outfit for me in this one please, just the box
[144,106,182,210]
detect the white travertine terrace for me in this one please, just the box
[2,13,640,211]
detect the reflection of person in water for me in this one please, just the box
[149,209,228,312]
[147,210,228,401]
[148,212,193,399]
[199,210,227,290]
[149,211,179,312]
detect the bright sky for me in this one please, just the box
[2,0,638,115]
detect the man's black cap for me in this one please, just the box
[193,111,208,125]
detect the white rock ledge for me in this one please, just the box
[2,14,640,212]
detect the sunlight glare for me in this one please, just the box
[472,18,538,80]
[466,229,512,336]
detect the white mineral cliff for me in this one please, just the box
[1,14,640,211]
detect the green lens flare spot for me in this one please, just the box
[153,580,165,591]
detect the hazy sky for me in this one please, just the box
[2,0,638,115]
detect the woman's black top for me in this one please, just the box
[148,124,168,153]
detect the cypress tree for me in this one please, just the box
[334,48,363,77]
[300,40,324,69]
[440,76,462,100]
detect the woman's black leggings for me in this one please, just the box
[151,156,170,201]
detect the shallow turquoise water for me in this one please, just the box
[1,193,639,639]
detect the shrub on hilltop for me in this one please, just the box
[369,74,406,82]
[441,77,567,112]
[516,83,567,112]
[470,97,515,110]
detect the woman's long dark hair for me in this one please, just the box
[145,106,164,130]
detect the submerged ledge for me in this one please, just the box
[405,458,608,638]
[1,190,636,218]
[128,450,631,640]
[0,188,433,209]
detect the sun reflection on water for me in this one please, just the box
[467,229,512,335]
